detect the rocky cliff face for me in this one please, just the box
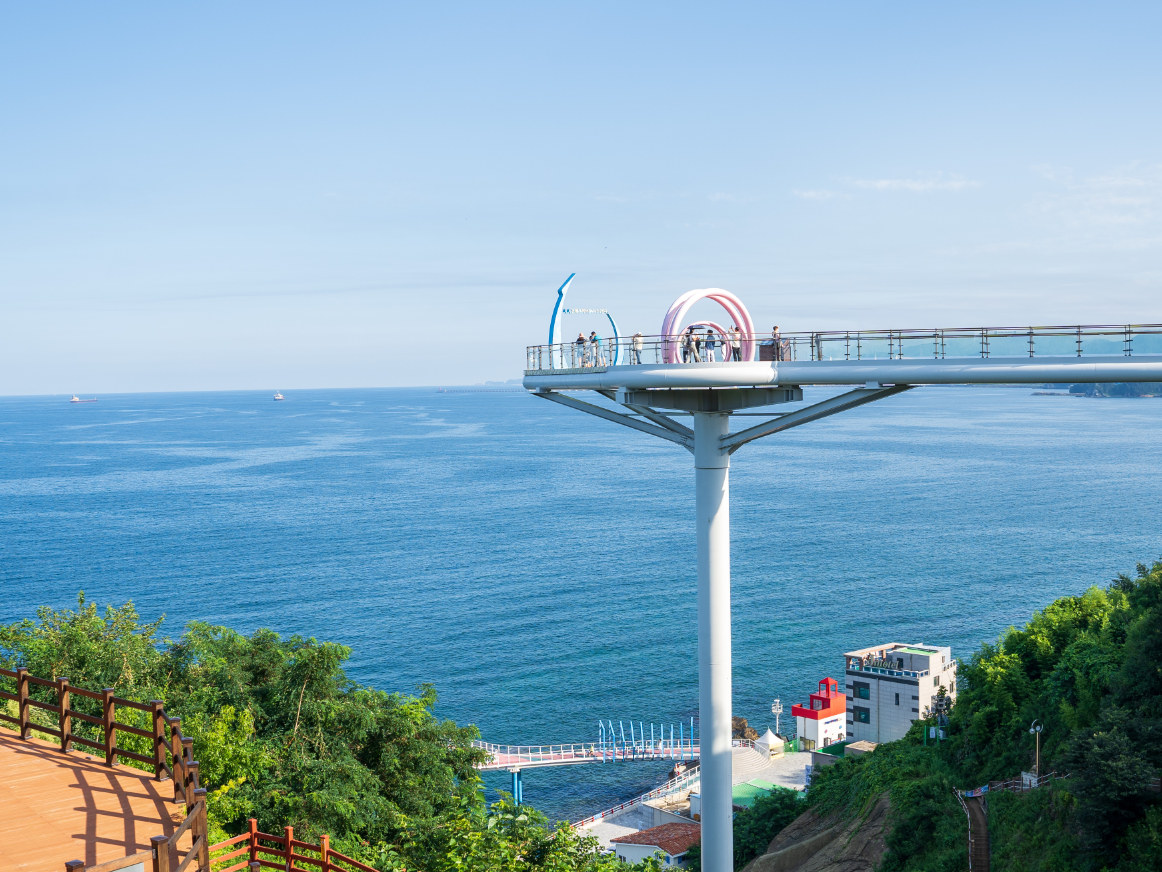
[742,793,891,872]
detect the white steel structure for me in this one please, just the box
[524,305,1162,872]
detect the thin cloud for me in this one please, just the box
[1031,162,1162,227]
[792,188,843,200]
[850,174,980,193]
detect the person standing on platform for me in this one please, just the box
[631,331,643,365]
[729,325,742,361]
[574,332,586,367]
[691,328,703,362]
[772,325,788,361]
[704,329,717,362]
[591,330,605,366]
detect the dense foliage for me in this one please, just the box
[0,596,650,872]
[753,560,1162,872]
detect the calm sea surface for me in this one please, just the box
[2,386,1160,820]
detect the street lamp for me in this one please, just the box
[771,699,783,737]
[1029,720,1043,779]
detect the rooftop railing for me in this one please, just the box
[525,324,1162,373]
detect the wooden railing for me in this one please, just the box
[209,821,378,872]
[0,668,372,872]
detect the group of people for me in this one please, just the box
[679,325,744,362]
[566,325,791,367]
[573,331,610,367]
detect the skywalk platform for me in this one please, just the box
[0,732,180,872]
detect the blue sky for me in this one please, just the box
[3,2,1161,393]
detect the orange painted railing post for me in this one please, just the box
[320,834,330,872]
[170,718,184,803]
[283,826,294,872]
[16,668,30,739]
[152,834,172,872]
[151,701,166,779]
[248,818,259,865]
[59,677,72,752]
[102,688,116,766]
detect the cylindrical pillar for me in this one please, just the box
[694,412,732,872]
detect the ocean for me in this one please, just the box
[1,385,1160,821]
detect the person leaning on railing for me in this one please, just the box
[631,331,643,364]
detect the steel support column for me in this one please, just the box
[694,411,733,872]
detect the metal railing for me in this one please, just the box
[525,324,1162,372]
[572,767,702,829]
[570,738,761,828]
[472,738,700,770]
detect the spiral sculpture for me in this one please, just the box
[660,289,757,363]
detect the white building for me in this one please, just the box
[610,822,701,868]
[844,643,957,743]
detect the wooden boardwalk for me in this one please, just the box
[0,731,180,872]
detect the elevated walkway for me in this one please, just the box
[524,323,1162,391]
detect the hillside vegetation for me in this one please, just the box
[742,560,1162,872]
[0,598,651,872]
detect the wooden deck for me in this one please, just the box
[0,731,180,872]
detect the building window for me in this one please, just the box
[852,682,870,699]
[895,693,900,706]
[911,708,919,713]
[912,695,919,700]
[854,707,870,724]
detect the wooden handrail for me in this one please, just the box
[1,670,364,872]
[207,821,378,872]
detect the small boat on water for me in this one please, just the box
[69,395,98,403]
[273,392,285,401]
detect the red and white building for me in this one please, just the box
[791,677,846,751]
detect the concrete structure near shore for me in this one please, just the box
[845,643,957,743]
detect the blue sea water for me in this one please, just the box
[1,386,1160,821]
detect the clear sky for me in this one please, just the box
[3,2,1160,394]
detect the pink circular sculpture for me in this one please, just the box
[661,289,757,363]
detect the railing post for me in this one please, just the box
[283,826,294,872]
[320,834,331,872]
[194,787,209,871]
[151,701,166,779]
[182,736,196,797]
[248,818,259,865]
[16,667,30,739]
[186,761,200,806]
[65,860,85,872]
[102,688,116,765]
[152,834,171,872]
[1028,328,1035,358]
[59,677,71,752]
[1077,326,1083,357]
[170,718,184,803]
